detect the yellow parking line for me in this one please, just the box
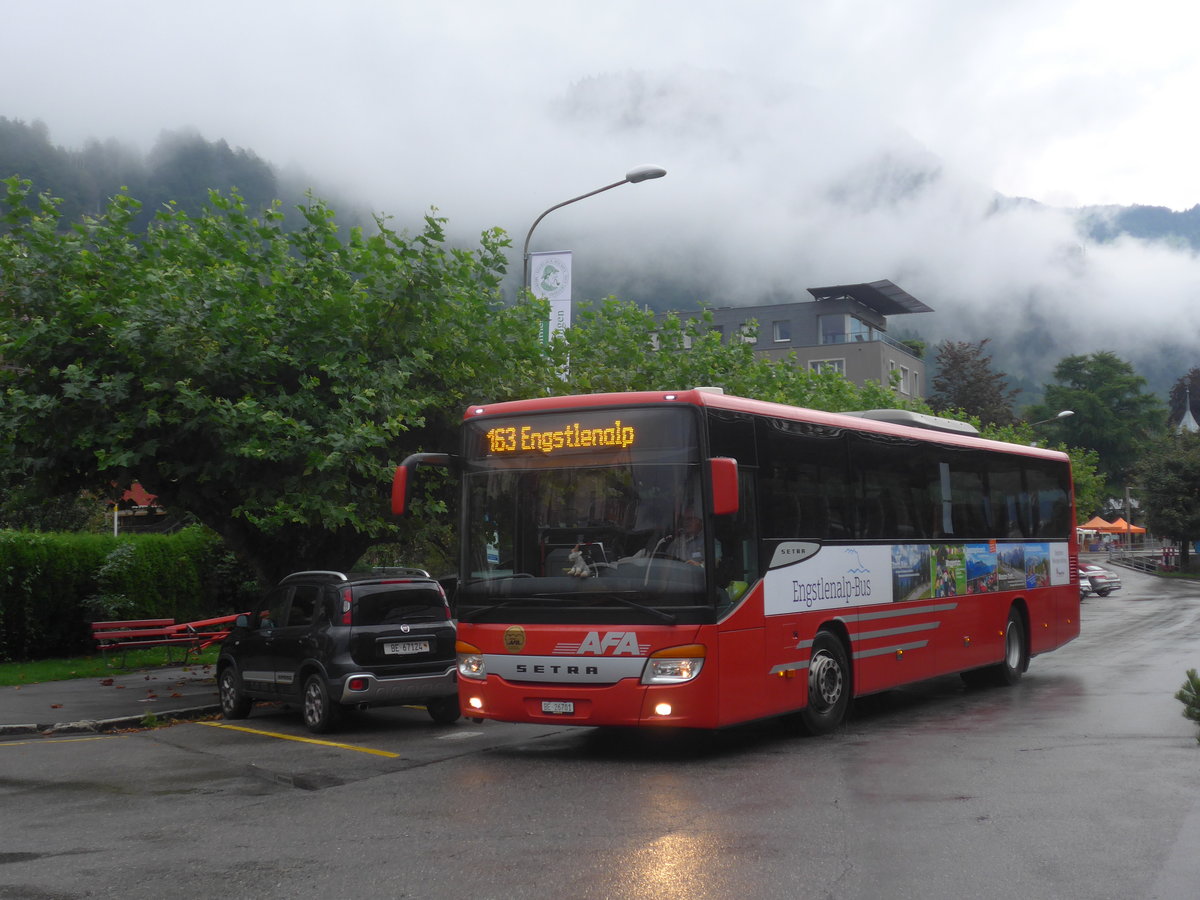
[1,734,125,748]
[197,721,401,757]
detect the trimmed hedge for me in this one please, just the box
[0,526,256,662]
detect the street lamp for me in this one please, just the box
[521,164,667,295]
[1029,410,1074,427]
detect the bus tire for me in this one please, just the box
[799,630,851,735]
[963,607,1027,688]
[994,607,1028,685]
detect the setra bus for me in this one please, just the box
[393,388,1080,733]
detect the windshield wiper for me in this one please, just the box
[459,592,678,625]
[574,593,678,625]
[457,596,563,622]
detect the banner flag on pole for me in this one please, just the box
[530,250,572,342]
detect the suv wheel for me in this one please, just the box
[302,674,343,734]
[219,667,253,719]
[426,694,462,724]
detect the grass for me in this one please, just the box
[1155,568,1200,581]
[0,646,219,687]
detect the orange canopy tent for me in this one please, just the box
[1080,516,1113,530]
[1106,517,1146,534]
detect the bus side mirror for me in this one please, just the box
[392,452,454,516]
[710,457,739,516]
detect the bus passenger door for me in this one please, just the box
[712,463,772,726]
[717,620,770,726]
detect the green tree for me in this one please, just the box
[1176,669,1200,744]
[1134,431,1200,568]
[1027,351,1165,483]
[0,178,554,585]
[928,339,1018,426]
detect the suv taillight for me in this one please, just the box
[341,587,353,625]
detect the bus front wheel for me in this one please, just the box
[799,630,851,735]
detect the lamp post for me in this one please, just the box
[1028,410,1074,428]
[521,164,667,296]
[1027,410,1073,447]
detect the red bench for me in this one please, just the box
[91,614,242,666]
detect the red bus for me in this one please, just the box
[394,388,1080,733]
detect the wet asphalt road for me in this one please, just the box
[1,561,1198,899]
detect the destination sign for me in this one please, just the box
[485,419,636,456]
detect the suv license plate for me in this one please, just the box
[384,640,430,655]
[541,700,574,715]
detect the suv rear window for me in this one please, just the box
[352,585,445,626]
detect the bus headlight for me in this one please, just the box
[641,644,706,684]
[457,641,486,680]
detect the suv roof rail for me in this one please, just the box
[280,570,350,584]
[363,566,431,578]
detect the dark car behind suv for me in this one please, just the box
[217,569,459,733]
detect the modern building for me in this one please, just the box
[670,279,932,400]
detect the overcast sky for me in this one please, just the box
[12,0,1197,208]
[7,0,1200,392]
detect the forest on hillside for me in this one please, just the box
[6,115,1200,257]
[0,116,369,233]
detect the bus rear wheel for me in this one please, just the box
[994,608,1028,685]
[799,631,851,735]
[963,607,1027,688]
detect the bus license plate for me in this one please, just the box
[384,640,429,655]
[541,700,574,715]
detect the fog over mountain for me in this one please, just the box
[6,67,1198,402]
[477,70,1196,401]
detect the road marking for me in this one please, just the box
[0,734,126,748]
[197,721,401,757]
[438,730,484,740]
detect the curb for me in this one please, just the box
[0,704,222,738]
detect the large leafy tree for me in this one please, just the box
[4,175,1111,587]
[1135,432,1200,567]
[1026,351,1164,483]
[928,338,1018,426]
[0,178,554,585]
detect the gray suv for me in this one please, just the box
[217,569,459,732]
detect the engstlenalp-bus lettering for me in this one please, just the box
[793,576,873,607]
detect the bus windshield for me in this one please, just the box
[458,407,714,624]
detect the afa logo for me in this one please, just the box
[554,631,650,656]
